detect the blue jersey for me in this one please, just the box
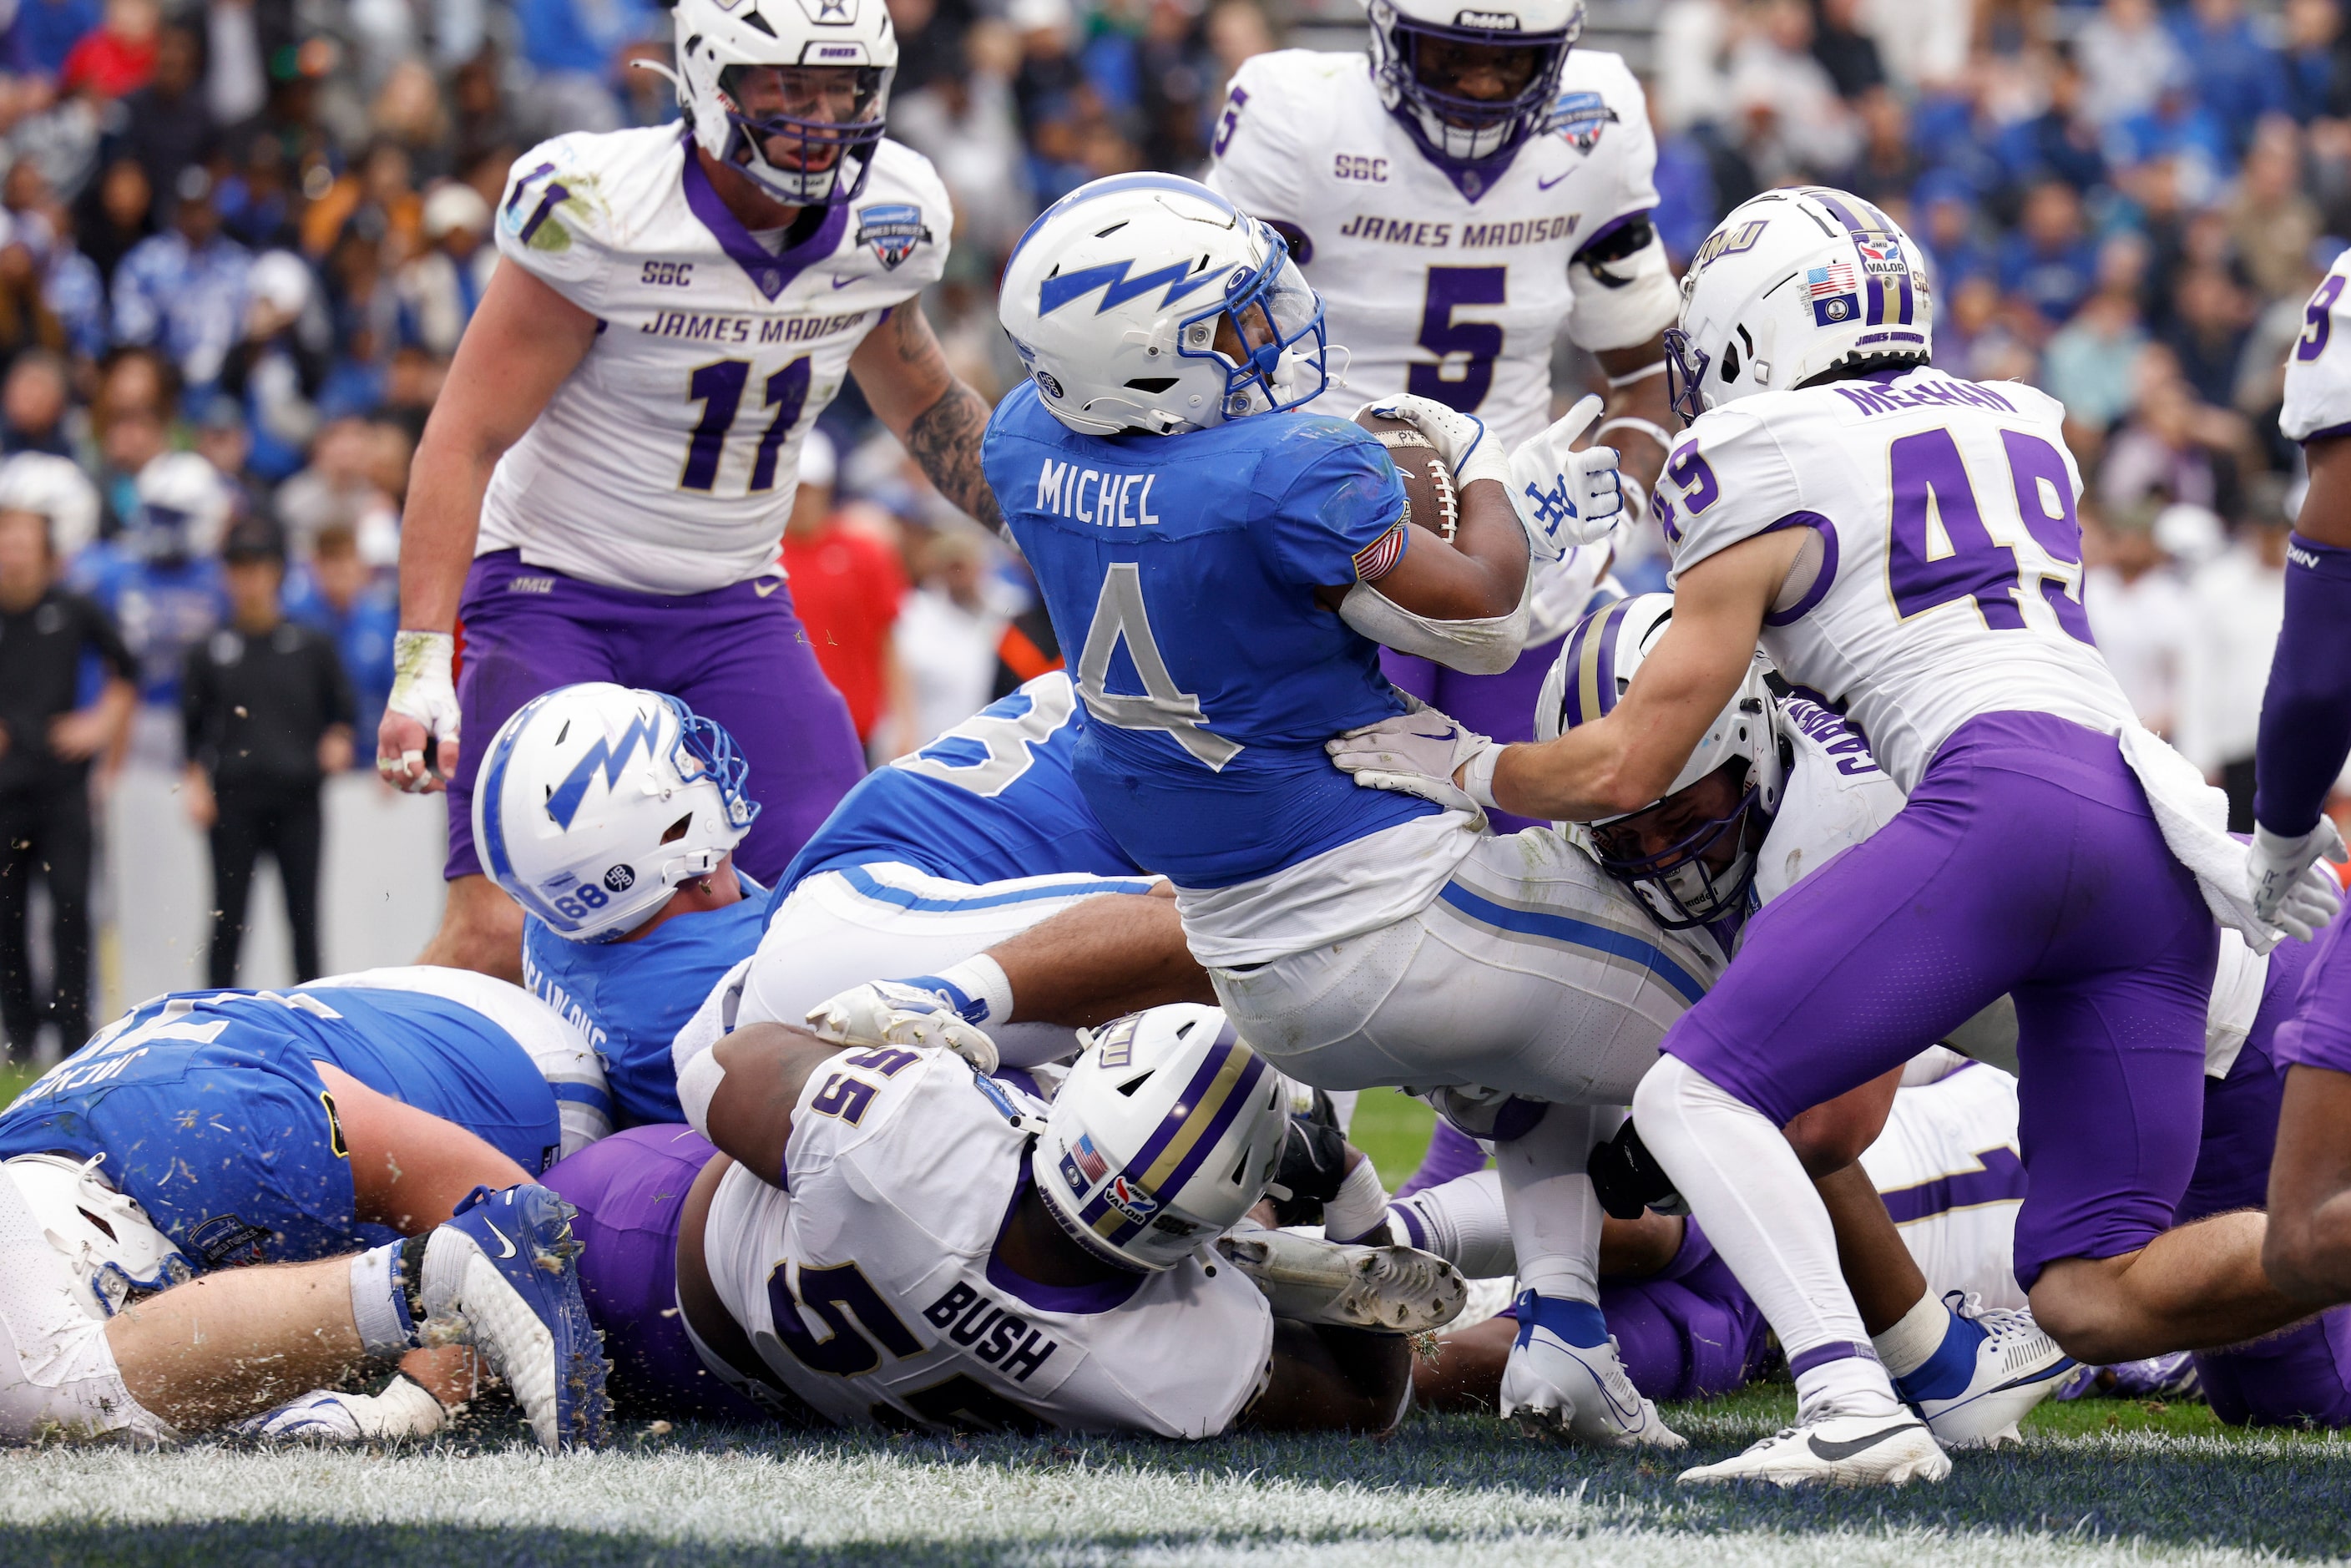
[523,883,769,1126]
[286,571,397,753]
[984,382,1433,888]
[0,984,564,1267]
[781,672,1143,893]
[69,544,225,707]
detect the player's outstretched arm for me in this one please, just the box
[1488,526,1802,822]
[1238,1319,1412,1433]
[684,1020,852,1188]
[2266,1065,2351,1303]
[850,300,1004,536]
[380,265,599,790]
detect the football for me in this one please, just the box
[1355,408,1463,543]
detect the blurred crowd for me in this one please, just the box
[0,0,2330,883]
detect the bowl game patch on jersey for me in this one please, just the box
[857,203,932,270]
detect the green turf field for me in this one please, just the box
[5,1077,2343,1564]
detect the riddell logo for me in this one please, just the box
[1454,9,1520,25]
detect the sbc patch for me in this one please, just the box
[1548,90,1616,153]
[856,203,931,270]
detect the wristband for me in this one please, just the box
[1322,1158,1391,1244]
[1595,416,1673,455]
[1463,744,1504,813]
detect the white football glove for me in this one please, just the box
[236,1374,449,1444]
[2247,819,2349,943]
[381,630,460,787]
[806,979,1001,1074]
[1326,707,1504,819]
[1507,394,1625,562]
[1357,393,1509,490]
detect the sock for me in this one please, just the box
[1322,1158,1390,1243]
[1633,1055,1900,1420]
[1388,1169,1515,1277]
[1394,1120,1489,1200]
[1873,1291,1954,1380]
[1514,1290,1609,1349]
[905,955,1014,1026]
[1496,1101,1615,1302]
[1884,1298,1988,1404]
[2256,533,2351,836]
[348,1240,421,1359]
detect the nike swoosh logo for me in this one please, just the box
[1537,172,1573,190]
[483,1219,518,1260]
[831,274,858,289]
[754,580,782,598]
[1807,1420,1922,1461]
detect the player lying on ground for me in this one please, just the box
[0,968,608,1428]
[487,676,1217,1125]
[670,1004,1464,1435]
[0,1162,606,1449]
[379,0,1009,984]
[1208,0,1681,833]
[1337,185,2336,1486]
[2252,249,2351,1309]
[989,171,1734,1452]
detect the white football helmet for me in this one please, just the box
[668,0,897,208]
[1367,0,1584,172]
[5,1154,194,1320]
[0,452,99,560]
[999,174,1330,437]
[1033,1005,1291,1272]
[132,451,231,563]
[1666,186,1932,425]
[1536,593,1785,928]
[474,682,759,943]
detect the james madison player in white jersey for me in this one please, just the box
[377,0,1006,979]
[1205,0,1680,828]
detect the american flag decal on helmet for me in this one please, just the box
[1807,262,1859,326]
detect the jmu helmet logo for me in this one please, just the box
[855,203,931,270]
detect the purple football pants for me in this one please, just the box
[1382,631,1566,835]
[446,550,864,886]
[2273,888,2351,1077]
[1662,711,2218,1290]
[2177,936,2351,1429]
[540,1124,765,1423]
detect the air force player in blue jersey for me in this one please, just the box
[985,173,1711,1449]
[477,683,774,1125]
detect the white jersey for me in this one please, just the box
[483,128,951,594]
[1750,693,1906,910]
[2281,246,2351,442]
[1859,1055,2026,1311]
[1660,367,2136,792]
[1205,48,1660,452]
[702,1046,1272,1437]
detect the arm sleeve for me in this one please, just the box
[2281,260,2351,442]
[77,596,136,682]
[1660,409,1810,580]
[320,636,358,731]
[492,138,620,317]
[1202,55,1308,229]
[1252,421,1408,589]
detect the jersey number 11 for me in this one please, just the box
[680,356,812,493]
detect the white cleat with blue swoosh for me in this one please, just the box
[1500,1291,1686,1449]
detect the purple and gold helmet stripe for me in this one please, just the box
[1560,597,1636,730]
[1076,1024,1267,1246]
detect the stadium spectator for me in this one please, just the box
[393,183,493,360]
[180,518,353,985]
[286,521,396,756]
[2172,0,2288,155]
[0,457,129,1058]
[58,0,159,100]
[781,432,914,763]
[2177,503,2291,831]
[110,165,253,393]
[2076,0,2186,127]
[2085,501,2192,739]
[0,349,73,457]
[895,528,1011,751]
[1998,180,2099,327]
[115,23,217,214]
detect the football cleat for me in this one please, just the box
[2054,1351,2201,1402]
[1216,1229,1469,1333]
[1676,1407,1950,1487]
[1499,1292,1686,1449]
[421,1183,609,1450]
[1893,1292,2076,1449]
[236,1374,449,1444]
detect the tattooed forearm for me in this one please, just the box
[906,379,1005,536]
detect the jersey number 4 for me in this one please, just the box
[680,356,812,493]
[1077,564,1240,771]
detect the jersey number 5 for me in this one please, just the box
[1410,267,1505,412]
[681,357,812,493]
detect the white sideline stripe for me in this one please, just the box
[0,1438,2336,1564]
